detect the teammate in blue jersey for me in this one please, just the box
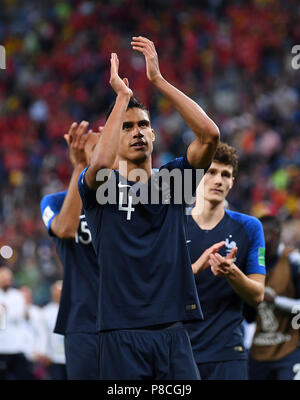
[185,142,266,380]
[78,36,220,380]
[40,121,100,379]
[246,215,300,380]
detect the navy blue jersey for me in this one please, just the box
[78,153,204,331]
[185,209,266,363]
[40,191,99,334]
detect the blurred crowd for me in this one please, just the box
[0,0,299,305]
[0,267,66,379]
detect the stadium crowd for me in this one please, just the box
[0,0,299,379]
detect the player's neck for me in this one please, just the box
[192,200,225,230]
[118,157,152,183]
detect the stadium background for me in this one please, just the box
[0,0,299,306]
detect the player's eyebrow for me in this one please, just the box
[138,119,150,127]
[122,120,150,129]
[122,121,134,129]
[222,170,231,176]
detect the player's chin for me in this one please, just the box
[129,148,150,162]
[207,193,225,204]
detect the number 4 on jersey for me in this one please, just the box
[119,192,135,220]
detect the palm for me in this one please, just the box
[131,36,162,82]
[110,53,132,96]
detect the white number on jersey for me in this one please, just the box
[293,363,300,380]
[75,218,92,244]
[118,192,135,220]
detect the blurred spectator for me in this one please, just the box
[0,267,29,379]
[19,285,48,380]
[42,280,66,380]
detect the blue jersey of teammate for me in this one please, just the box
[78,153,204,331]
[40,191,98,335]
[185,209,266,363]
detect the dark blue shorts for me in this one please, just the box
[98,322,200,380]
[64,332,99,380]
[248,347,300,380]
[197,360,248,380]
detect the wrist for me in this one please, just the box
[150,73,164,86]
[225,264,240,280]
[116,90,132,101]
[74,162,87,172]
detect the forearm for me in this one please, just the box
[225,266,265,307]
[86,92,131,188]
[192,259,205,275]
[152,75,219,140]
[51,164,85,238]
[192,253,209,274]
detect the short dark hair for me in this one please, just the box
[105,96,150,121]
[213,142,239,176]
[259,215,282,234]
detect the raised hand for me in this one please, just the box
[109,53,132,97]
[64,121,90,168]
[210,247,238,277]
[131,36,162,83]
[192,241,225,274]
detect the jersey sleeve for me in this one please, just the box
[244,217,266,276]
[160,149,210,205]
[40,192,66,236]
[77,166,98,210]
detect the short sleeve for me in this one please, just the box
[244,218,266,276]
[40,192,66,235]
[78,166,98,210]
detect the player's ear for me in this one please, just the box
[151,129,155,142]
[229,177,235,189]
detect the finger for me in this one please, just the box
[98,126,104,133]
[83,129,93,142]
[131,45,146,54]
[131,38,156,53]
[76,121,89,143]
[68,122,78,135]
[78,133,88,150]
[64,134,70,145]
[209,253,219,263]
[214,253,228,264]
[72,121,87,147]
[131,43,152,56]
[211,263,221,275]
[67,122,78,142]
[226,247,238,260]
[132,36,152,45]
[209,256,219,268]
[211,241,226,253]
[110,53,119,74]
[131,41,147,47]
